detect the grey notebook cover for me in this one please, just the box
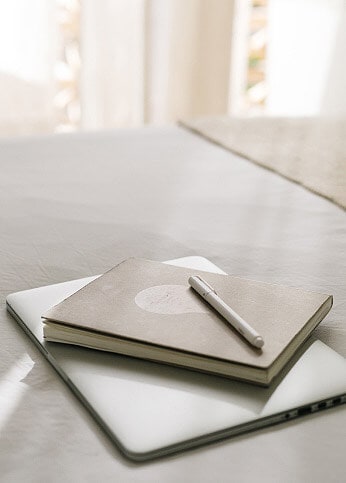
[43,257,332,383]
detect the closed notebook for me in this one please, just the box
[42,257,332,385]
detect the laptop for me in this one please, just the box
[6,256,346,461]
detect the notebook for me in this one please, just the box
[6,256,346,461]
[42,257,332,385]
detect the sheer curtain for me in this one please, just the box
[1,0,346,137]
[80,0,235,129]
[0,0,235,136]
[266,0,346,116]
[0,0,57,136]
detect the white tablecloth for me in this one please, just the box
[1,126,345,482]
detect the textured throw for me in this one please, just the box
[181,116,346,210]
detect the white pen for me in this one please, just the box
[188,275,264,349]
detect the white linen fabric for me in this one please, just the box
[0,126,345,481]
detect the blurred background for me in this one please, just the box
[0,0,345,137]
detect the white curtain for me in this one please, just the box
[320,0,346,115]
[0,0,235,135]
[0,0,345,137]
[80,0,235,129]
[0,0,57,136]
[266,0,346,116]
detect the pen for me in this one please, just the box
[188,275,264,349]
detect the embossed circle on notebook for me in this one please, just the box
[134,285,209,315]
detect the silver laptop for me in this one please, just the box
[6,256,346,461]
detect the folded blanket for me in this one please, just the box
[181,116,346,210]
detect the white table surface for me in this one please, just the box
[1,126,345,482]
